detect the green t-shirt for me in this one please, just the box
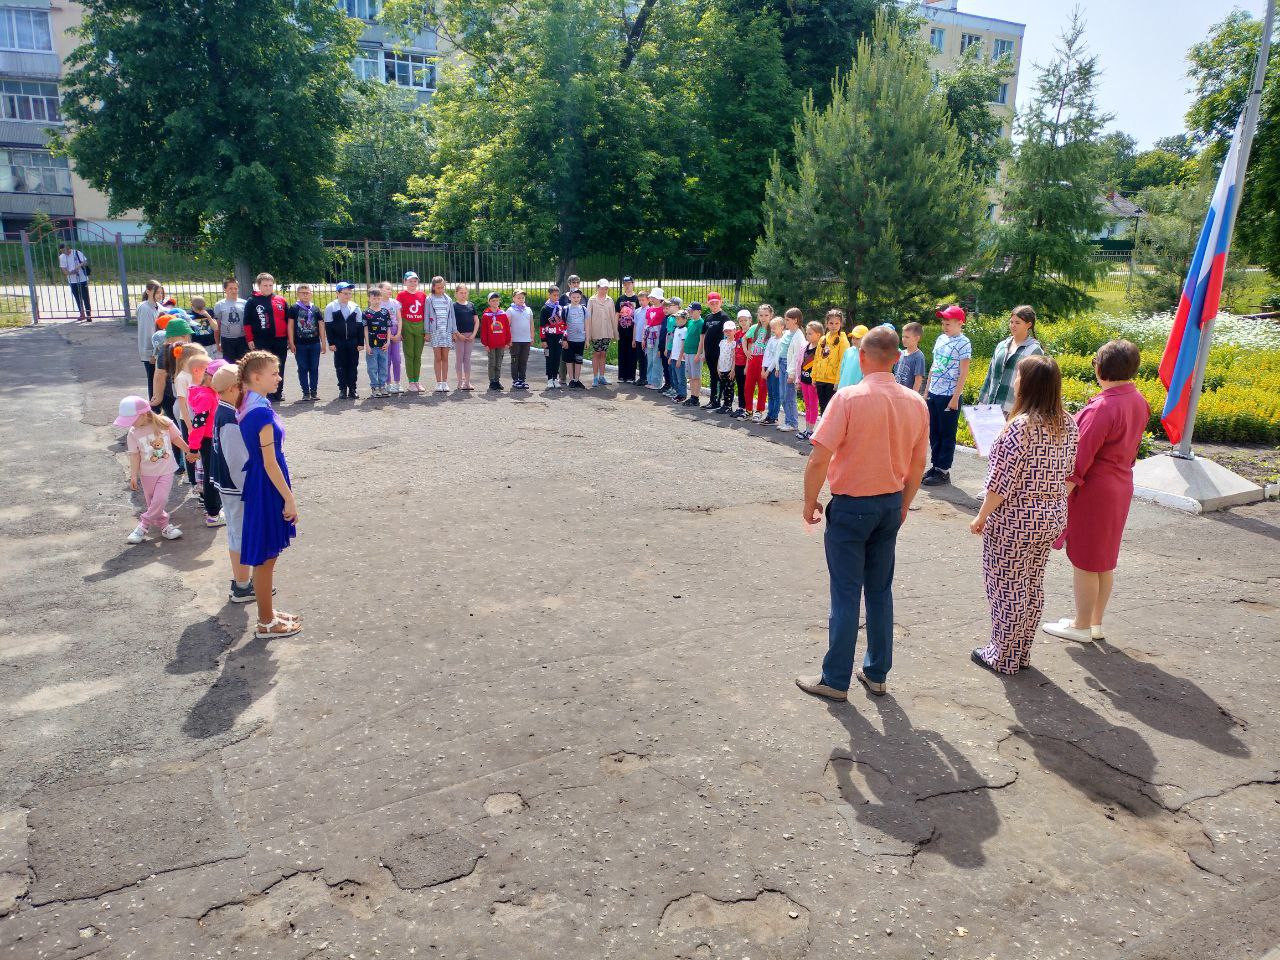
[684,317,704,354]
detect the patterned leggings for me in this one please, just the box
[978,522,1057,673]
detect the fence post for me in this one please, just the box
[116,233,132,323]
[20,230,39,325]
[363,239,372,289]
[473,242,481,285]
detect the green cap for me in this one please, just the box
[164,317,193,338]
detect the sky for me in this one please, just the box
[967,0,1268,148]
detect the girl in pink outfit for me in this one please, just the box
[117,395,191,544]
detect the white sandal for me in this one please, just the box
[255,616,301,639]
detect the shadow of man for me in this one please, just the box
[1066,642,1249,758]
[826,696,1002,869]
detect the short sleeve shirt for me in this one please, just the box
[894,350,926,391]
[812,373,930,497]
[59,250,87,283]
[684,317,704,354]
[928,333,972,397]
[128,424,181,477]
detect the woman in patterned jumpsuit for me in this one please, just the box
[969,355,1078,675]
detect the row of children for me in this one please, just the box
[118,348,302,639]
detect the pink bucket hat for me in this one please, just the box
[113,395,151,427]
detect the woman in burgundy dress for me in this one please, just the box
[1043,340,1150,643]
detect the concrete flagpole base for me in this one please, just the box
[1132,453,1264,513]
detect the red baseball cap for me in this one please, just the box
[936,304,967,323]
[707,291,722,302]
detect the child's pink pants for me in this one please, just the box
[800,383,819,426]
[138,472,174,529]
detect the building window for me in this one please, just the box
[992,82,1009,106]
[384,51,435,90]
[929,28,945,53]
[353,50,381,82]
[992,38,1014,60]
[960,33,983,54]
[0,80,60,122]
[342,0,380,20]
[0,149,72,194]
[0,7,53,51]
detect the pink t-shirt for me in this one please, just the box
[128,423,183,477]
[812,373,929,497]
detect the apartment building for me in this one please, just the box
[1,0,435,239]
[920,0,1025,140]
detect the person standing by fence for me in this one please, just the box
[214,279,248,363]
[615,277,641,383]
[586,279,618,387]
[396,272,427,392]
[58,243,92,322]
[244,273,289,403]
[324,283,364,400]
[136,280,164,392]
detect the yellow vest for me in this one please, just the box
[812,332,848,384]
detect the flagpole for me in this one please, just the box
[1175,0,1275,459]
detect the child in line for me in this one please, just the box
[562,288,588,389]
[379,281,404,395]
[426,275,457,393]
[742,304,773,422]
[324,282,364,400]
[186,356,225,528]
[540,286,565,389]
[716,320,738,412]
[658,296,677,391]
[923,305,973,487]
[481,293,512,391]
[837,324,869,390]
[117,396,190,544]
[667,310,689,401]
[188,297,218,351]
[288,284,325,401]
[507,289,534,390]
[454,283,479,391]
[397,272,427,392]
[214,278,248,363]
[732,309,750,417]
[761,317,785,425]
[780,308,806,433]
[174,344,211,486]
[643,290,665,389]
[209,363,254,603]
[895,321,927,395]
[364,287,393,398]
[797,321,822,440]
[682,301,704,407]
[811,309,848,417]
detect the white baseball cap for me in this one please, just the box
[596,278,610,287]
[737,309,752,319]
[649,287,664,299]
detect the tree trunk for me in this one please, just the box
[234,259,252,296]
[619,0,659,72]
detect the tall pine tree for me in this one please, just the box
[982,11,1109,316]
[752,13,985,325]
[58,0,360,281]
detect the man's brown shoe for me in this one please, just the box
[856,669,887,696]
[795,676,848,702]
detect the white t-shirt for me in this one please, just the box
[670,326,687,362]
[507,303,534,343]
[59,250,88,283]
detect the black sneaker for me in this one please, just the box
[229,580,256,604]
[571,380,586,389]
[716,405,732,415]
[489,381,501,391]
[683,398,699,407]
[763,417,777,424]
[921,469,950,486]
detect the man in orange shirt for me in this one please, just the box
[797,327,929,700]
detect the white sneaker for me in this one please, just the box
[126,525,147,544]
[776,422,792,431]
[161,524,183,540]
[441,383,451,393]
[1042,617,1091,643]
[752,412,765,423]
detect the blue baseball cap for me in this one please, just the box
[336,282,355,292]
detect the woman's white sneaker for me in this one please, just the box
[126,525,147,544]
[161,524,183,540]
[1042,617,1091,642]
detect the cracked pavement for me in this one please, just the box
[1,322,1278,959]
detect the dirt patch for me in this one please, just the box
[484,792,525,816]
[381,829,484,890]
[659,890,810,959]
[601,750,652,775]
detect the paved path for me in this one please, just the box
[1,322,1278,960]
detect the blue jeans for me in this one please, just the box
[926,392,961,471]
[295,341,321,395]
[766,366,782,420]
[646,343,663,387]
[669,359,686,398]
[366,347,390,390]
[821,491,903,688]
[778,358,799,427]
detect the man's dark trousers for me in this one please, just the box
[821,491,902,689]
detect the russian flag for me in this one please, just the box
[1158,117,1244,445]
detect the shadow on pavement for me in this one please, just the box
[999,668,1160,815]
[1205,509,1280,544]
[182,634,278,739]
[825,696,1001,869]
[165,607,247,676]
[1067,642,1250,757]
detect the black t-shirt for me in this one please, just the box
[704,310,729,355]
[454,301,477,335]
[363,308,391,348]
[615,293,640,332]
[289,302,322,343]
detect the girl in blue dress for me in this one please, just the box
[237,351,301,639]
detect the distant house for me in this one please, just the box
[1095,191,1146,243]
